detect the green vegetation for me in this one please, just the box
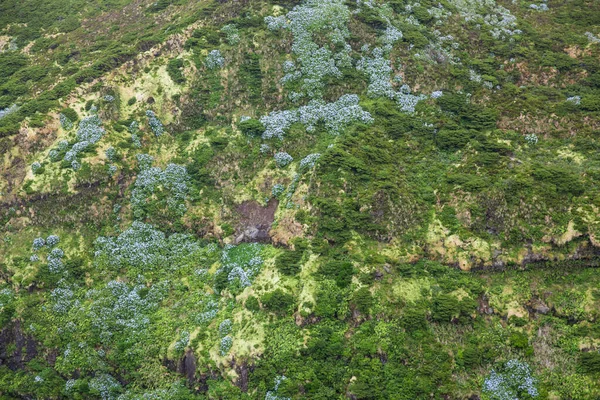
[1,0,600,398]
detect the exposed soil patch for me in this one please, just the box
[234,200,278,243]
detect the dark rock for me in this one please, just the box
[477,294,494,315]
[0,320,38,371]
[531,300,551,315]
[236,361,249,392]
[182,349,196,383]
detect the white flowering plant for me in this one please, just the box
[483,359,538,400]
[130,154,190,219]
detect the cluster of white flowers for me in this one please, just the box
[104,147,117,175]
[446,0,521,40]
[219,243,264,288]
[357,23,430,114]
[0,104,18,119]
[357,47,396,98]
[274,152,293,168]
[219,335,233,356]
[105,147,116,162]
[130,154,190,217]
[206,50,225,69]
[529,3,549,11]
[174,330,190,352]
[260,110,298,139]
[58,140,69,150]
[64,115,105,167]
[265,376,291,400]
[265,15,288,31]
[145,110,164,137]
[219,319,232,337]
[524,133,538,145]
[260,143,271,154]
[33,237,46,251]
[89,280,167,340]
[76,115,104,143]
[89,373,122,400]
[0,288,14,309]
[48,149,61,162]
[31,161,42,174]
[396,89,428,113]
[51,287,76,314]
[47,247,65,273]
[272,183,286,197]
[221,24,240,45]
[103,95,115,102]
[49,140,69,161]
[299,153,321,170]
[469,69,482,83]
[261,95,373,139]
[94,221,199,271]
[585,32,600,44]
[47,235,60,247]
[32,234,62,270]
[431,90,444,99]
[60,113,74,130]
[566,95,581,105]
[129,121,139,133]
[266,0,352,99]
[195,298,219,324]
[65,379,76,392]
[382,25,403,50]
[483,359,538,400]
[127,121,142,147]
[413,40,458,64]
[131,134,142,148]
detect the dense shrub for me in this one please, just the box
[167,58,186,84]
[318,261,354,288]
[275,249,304,276]
[262,289,295,315]
[238,118,265,137]
[578,352,600,374]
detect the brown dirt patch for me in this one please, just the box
[234,200,278,243]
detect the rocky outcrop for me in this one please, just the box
[0,320,37,371]
[234,200,278,243]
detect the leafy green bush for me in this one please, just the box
[167,58,186,84]
[275,249,304,276]
[431,294,460,322]
[318,260,355,288]
[60,107,78,122]
[350,287,373,314]
[238,118,265,137]
[245,295,260,312]
[0,53,28,79]
[578,352,600,374]
[531,164,585,197]
[262,289,295,315]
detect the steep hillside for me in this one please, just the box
[1,0,600,398]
